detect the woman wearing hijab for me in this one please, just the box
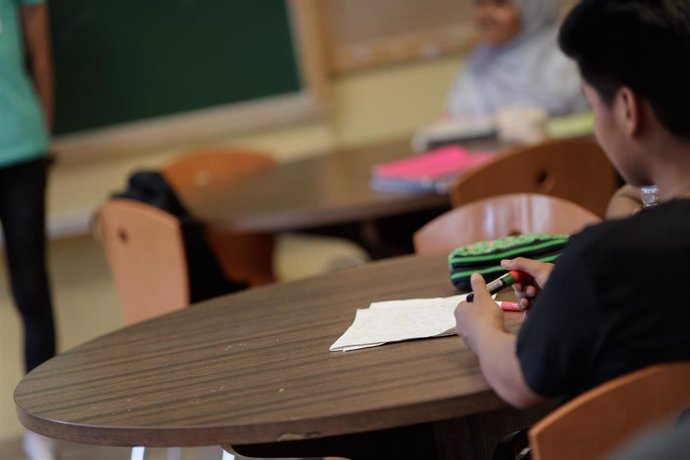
[447,0,588,117]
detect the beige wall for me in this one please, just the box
[0,54,463,440]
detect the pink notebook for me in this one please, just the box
[373,145,494,181]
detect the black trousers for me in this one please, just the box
[0,156,55,372]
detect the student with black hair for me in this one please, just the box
[454,0,690,408]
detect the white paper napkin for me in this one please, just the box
[330,294,468,352]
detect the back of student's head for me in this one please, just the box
[558,0,690,141]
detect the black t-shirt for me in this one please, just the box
[517,199,690,401]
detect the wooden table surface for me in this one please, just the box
[15,254,527,457]
[179,138,498,233]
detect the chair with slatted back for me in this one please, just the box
[529,362,690,460]
[449,138,618,218]
[162,148,277,287]
[413,193,601,255]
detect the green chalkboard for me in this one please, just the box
[50,0,302,135]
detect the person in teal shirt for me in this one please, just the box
[0,0,51,166]
[0,0,56,458]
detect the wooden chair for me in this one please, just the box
[94,199,189,325]
[529,362,690,460]
[95,198,236,460]
[413,193,601,255]
[449,138,618,218]
[162,148,276,287]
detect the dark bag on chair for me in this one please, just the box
[114,170,247,303]
[448,233,570,291]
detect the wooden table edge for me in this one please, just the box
[15,387,507,447]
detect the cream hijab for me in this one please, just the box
[447,0,588,117]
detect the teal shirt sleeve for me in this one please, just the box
[0,0,50,168]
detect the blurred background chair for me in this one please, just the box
[95,200,188,460]
[163,148,277,287]
[449,138,618,218]
[94,198,239,460]
[528,362,690,460]
[94,199,190,325]
[413,193,600,255]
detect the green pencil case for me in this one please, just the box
[448,233,570,291]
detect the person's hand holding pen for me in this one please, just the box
[500,258,554,311]
[455,258,555,352]
[455,273,505,353]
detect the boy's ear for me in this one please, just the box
[615,86,644,137]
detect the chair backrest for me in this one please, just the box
[94,199,189,325]
[449,138,618,218]
[413,193,601,254]
[529,362,690,460]
[162,148,277,286]
[163,148,276,191]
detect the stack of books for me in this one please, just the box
[370,145,494,194]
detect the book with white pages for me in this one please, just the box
[412,116,496,152]
[370,144,494,194]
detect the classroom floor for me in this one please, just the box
[0,436,328,460]
[0,437,227,460]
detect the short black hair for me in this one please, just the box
[559,0,690,141]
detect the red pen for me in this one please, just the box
[496,301,522,312]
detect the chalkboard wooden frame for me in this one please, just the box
[52,0,328,161]
[316,0,473,75]
[316,0,578,75]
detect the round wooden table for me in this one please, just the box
[15,254,539,459]
[179,139,498,233]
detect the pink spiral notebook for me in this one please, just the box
[371,145,494,193]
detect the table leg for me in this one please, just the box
[130,446,146,460]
